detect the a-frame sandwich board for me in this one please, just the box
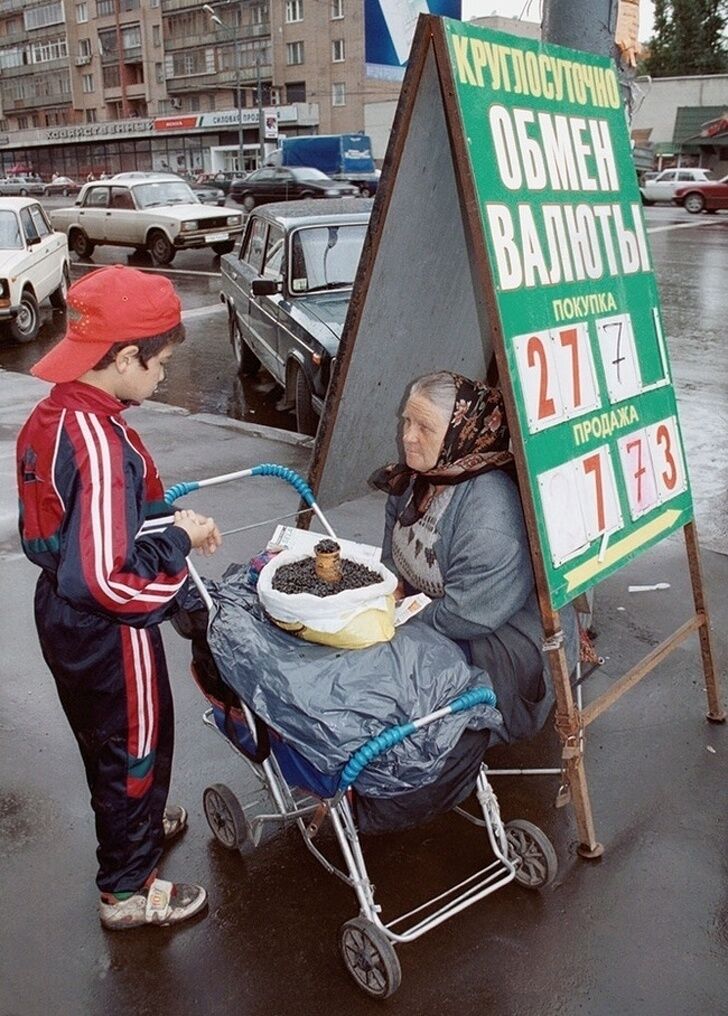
[306,15,725,855]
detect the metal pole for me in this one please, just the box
[542,0,633,111]
[236,38,244,174]
[256,52,265,165]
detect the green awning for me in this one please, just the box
[673,106,728,145]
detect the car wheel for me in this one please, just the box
[230,312,260,377]
[212,241,235,255]
[684,192,706,214]
[19,187,28,196]
[242,194,255,212]
[9,289,40,343]
[49,264,71,310]
[294,365,318,436]
[70,229,95,259]
[148,230,175,265]
[640,194,653,206]
[62,187,69,197]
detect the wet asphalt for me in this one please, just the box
[0,204,727,1015]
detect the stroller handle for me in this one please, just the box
[163,463,336,540]
[338,686,498,792]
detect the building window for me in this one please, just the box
[82,73,94,93]
[331,0,343,18]
[332,38,345,62]
[31,37,68,63]
[332,81,345,106]
[251,3,266,24]
[152,24,161,46]
[102,64,120,88]
[155,61,164,84]
[286,40,304,65]
[96,0,116,16]
[286,81,306,103]
[23,2,64,30]
[79,38,92,57]
[121,24,141,50]
[17,116,29,130]
[285,0,302,23]
[76,2,88,22]
[0,46,24,69]
[85,108,97,122]
[150,0,159,7]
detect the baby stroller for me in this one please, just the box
[160,464,559,999]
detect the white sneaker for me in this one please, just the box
[99,877,207,930]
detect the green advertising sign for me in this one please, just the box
[443,19,693,610]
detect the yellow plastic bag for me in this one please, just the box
[272,597,395,650]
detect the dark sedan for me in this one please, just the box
[219,199,372,434]
[194,171,241,195]
[44,176,83,197]
[229,167,359,212]
[675,174,728,214]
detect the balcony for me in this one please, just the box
[122,46,142,63]
[10,93,71,111]
[165,63,272,92]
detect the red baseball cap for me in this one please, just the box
[31,264,182,384]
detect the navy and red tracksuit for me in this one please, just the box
[16,381,191,894]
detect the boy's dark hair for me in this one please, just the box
[91,322,186,371]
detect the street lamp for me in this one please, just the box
[203,2,266,171]
[203,3,243,174]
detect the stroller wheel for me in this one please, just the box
[339,917,401,999]
[505,819,558,889]
[203,783,254,854]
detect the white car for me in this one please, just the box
[50,177,244,265]
[0,197,70,343]
[640,168,714,205]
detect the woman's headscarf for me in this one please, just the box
[369,373,514,526]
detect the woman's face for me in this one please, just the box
[401,393,450,472]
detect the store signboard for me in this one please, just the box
[444,19,693,609]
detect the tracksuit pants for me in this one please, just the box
[35,572,174,894]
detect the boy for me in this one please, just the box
[16,265,222,930]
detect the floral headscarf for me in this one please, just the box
[369,373,513,526]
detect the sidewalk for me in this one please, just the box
[0,369,725,1016]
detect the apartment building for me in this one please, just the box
[0,0,400,177]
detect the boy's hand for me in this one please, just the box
[173,510,223,556]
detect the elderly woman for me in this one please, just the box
[371,371,579,745]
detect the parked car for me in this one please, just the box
[51,177,244,265]
[229,167,359,212]
[195,171,241,195]
[190,182,227,206]
[674,174,728,214]
[639,168,714,205]
[44,176,83,197]
[220,198,372,434]
[0,175,46,197]
[0,197,70,343]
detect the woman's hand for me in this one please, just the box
[173,509,223,556]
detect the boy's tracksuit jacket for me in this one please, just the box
[16,381,191,892]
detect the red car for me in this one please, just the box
[675,174,728,214]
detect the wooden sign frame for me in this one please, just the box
[307,15,725,856]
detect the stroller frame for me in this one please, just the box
[154,463,558,998]
[201,695,556,999]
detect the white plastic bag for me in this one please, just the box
[257,548,398,634]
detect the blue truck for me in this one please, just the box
[266,133,380,196]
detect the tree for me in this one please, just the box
[643,0,728,76]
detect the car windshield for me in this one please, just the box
[291,168,331,181]
[132,181,197,208]
[290,223,367,293]
[0,211,23,249]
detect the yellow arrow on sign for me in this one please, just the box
[564,508,684,592]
